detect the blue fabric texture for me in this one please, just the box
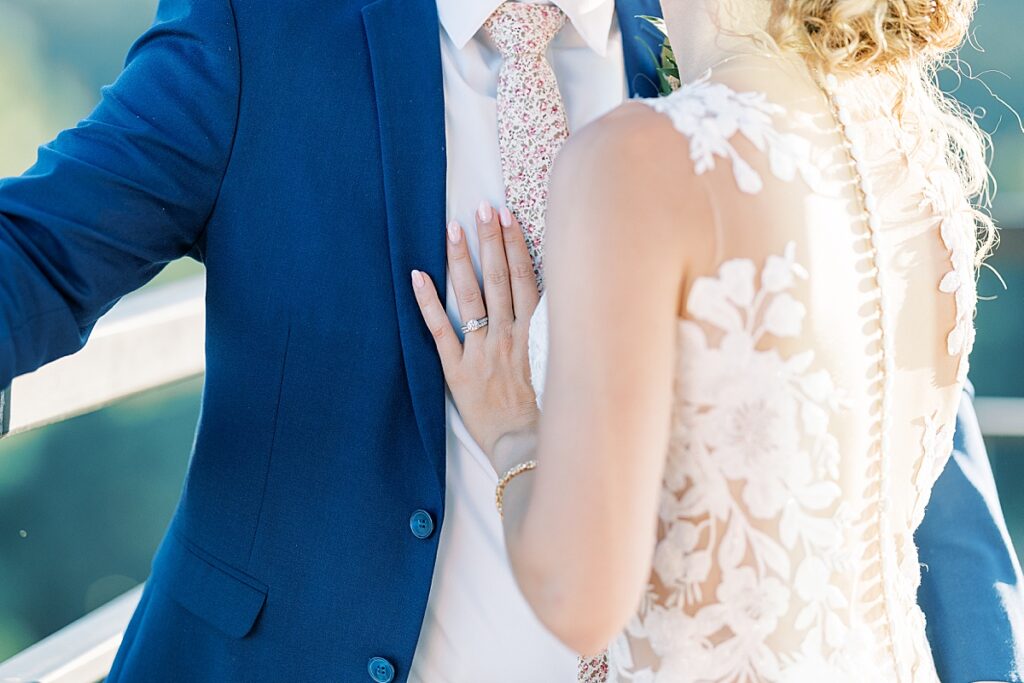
[917,387,1023,682]
[0,0,1017,679]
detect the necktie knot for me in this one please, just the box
[484,3,566,59]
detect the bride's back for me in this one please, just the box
[685,55,973,526]
[594,54,977,681]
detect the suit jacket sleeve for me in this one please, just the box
[0,0,240,386]
[916,385,1024,683]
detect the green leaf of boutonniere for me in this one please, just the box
[638,15,680,96]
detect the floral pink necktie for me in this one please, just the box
[487,9,609,680]
[484,2,570,291]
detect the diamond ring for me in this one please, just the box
[461,317,489,334]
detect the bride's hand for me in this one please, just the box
[411,202,541,458]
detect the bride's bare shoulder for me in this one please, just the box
[551,99,702,213]
[557,99,694,176]
[547,100,714,269]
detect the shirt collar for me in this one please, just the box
[437,0,617,56]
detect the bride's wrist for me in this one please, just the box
[491,429,538,476]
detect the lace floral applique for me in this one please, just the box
[910,413,956,529]
[614,243,858,682]
[887,526,939,683]
[886,411,955,681]
[891,410,956,681]
[641,74,821,194]
[920,163,977,381]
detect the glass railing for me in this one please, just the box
[0,277,204,682]
[3,275,204,437]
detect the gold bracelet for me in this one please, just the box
[495,460,538,519]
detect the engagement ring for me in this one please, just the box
[461,317,489,334]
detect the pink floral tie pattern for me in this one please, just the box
[577,651,610,683]
[484,2,569,291]
[487,5,608,679]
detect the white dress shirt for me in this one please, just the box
[407,1,627,681]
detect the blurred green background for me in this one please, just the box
[0,0,1022,663]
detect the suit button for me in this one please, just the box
[367,656,395,683]
[409,509,435,540]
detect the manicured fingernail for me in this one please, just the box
[478,201,493,223]
[447,220,462,243]
[499,207,513,228]
[411,270,425,289]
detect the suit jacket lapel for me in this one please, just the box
[360,0,665,494]
[615,0,665,98]
[363,0,447,491]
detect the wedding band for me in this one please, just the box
[461,317,489,334]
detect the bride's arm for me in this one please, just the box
[496,107,712,654]
[411,104,711,654]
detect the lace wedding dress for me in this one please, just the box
[529,56,976,683]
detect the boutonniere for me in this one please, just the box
[639,16,680,96]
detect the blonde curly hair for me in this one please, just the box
[768,0,996,262]
[768,0,971,68]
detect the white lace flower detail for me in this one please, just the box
[923,169,977,381]
[615,244,852,682]
[716,567,791,636]
[909,413,955,529]
[641,74,820,194]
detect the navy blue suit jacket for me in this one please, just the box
[0,0,1019,680]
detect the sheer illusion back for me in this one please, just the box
[529,55,976,682]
